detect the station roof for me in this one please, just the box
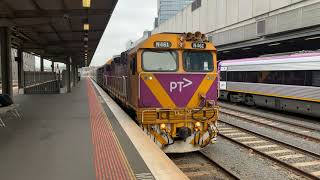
[0,0,118,67]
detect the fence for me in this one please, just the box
[24,71,60,94]
[24,71,58,87]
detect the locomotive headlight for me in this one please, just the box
[160,123,166,130]
[161,112,168,119]
[195,121,201,128]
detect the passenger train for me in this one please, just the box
[219,52,320,117]
[94,32,219,153]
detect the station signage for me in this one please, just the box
[191,42,206,49]
[154,41,172,48]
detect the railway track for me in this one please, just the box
[169,152,240,180]
[218,121,320,179]
[219,106,320,143]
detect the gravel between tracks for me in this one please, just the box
[201,140,306,180]
[220,113,320,156]
[168,152,236,180]
[170,140,306,180]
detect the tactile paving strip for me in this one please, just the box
[87,79,135,180]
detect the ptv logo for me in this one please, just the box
[170,78,193,92]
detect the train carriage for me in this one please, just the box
[219,52,320,117]
[97,32,219,153]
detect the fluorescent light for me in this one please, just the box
[83,23,90,31]
[268,43,281,46]
[242,47,252,50]
[305,36,320,40]
[84,37,89,41]
[83,0,91,8]
[223,51,230,53]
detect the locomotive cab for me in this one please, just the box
[130,33,219,152]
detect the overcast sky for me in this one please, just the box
[90,0,157,66]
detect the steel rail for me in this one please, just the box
[219,121,320,180]
[197,151,241,180]
[219,103,320,131]
[220,108,320,143]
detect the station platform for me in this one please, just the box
[0,78,187,180]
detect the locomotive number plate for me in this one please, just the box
[192,42,206,49]
[154,41,172,48]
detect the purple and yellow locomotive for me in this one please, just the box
[96,32,219,153]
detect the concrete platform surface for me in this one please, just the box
[0,79,188,180]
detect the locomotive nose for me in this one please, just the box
[177,127,192,141]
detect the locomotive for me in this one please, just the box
[95,32,219,153]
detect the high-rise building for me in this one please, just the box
[157,0,194,25]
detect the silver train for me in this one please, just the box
[219,52,320,117]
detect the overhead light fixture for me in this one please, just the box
[83,23,90,31]
[84,37,89,41]
[305,36,320,40]
[84,45,88,48]
[223,51,230,53]
[242,47,252,50]
[82,0,91,8]
[268,43,281,46]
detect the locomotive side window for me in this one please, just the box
[226,70,320,87]
[312,71,320,87]
[142,50,178,72]
[183,51,213,72]
[283,71,305,85]
[130,57,136,75]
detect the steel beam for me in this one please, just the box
[0,27,13,97]
[40,56,44,72]
[13,9,112,18]
[51,61,54,72]
[72,64,77,86]
[66,58,71,93]
[17,49,24,89]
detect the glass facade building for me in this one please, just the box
[157,0,194,25]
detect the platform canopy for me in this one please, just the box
[0,0,118,67]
